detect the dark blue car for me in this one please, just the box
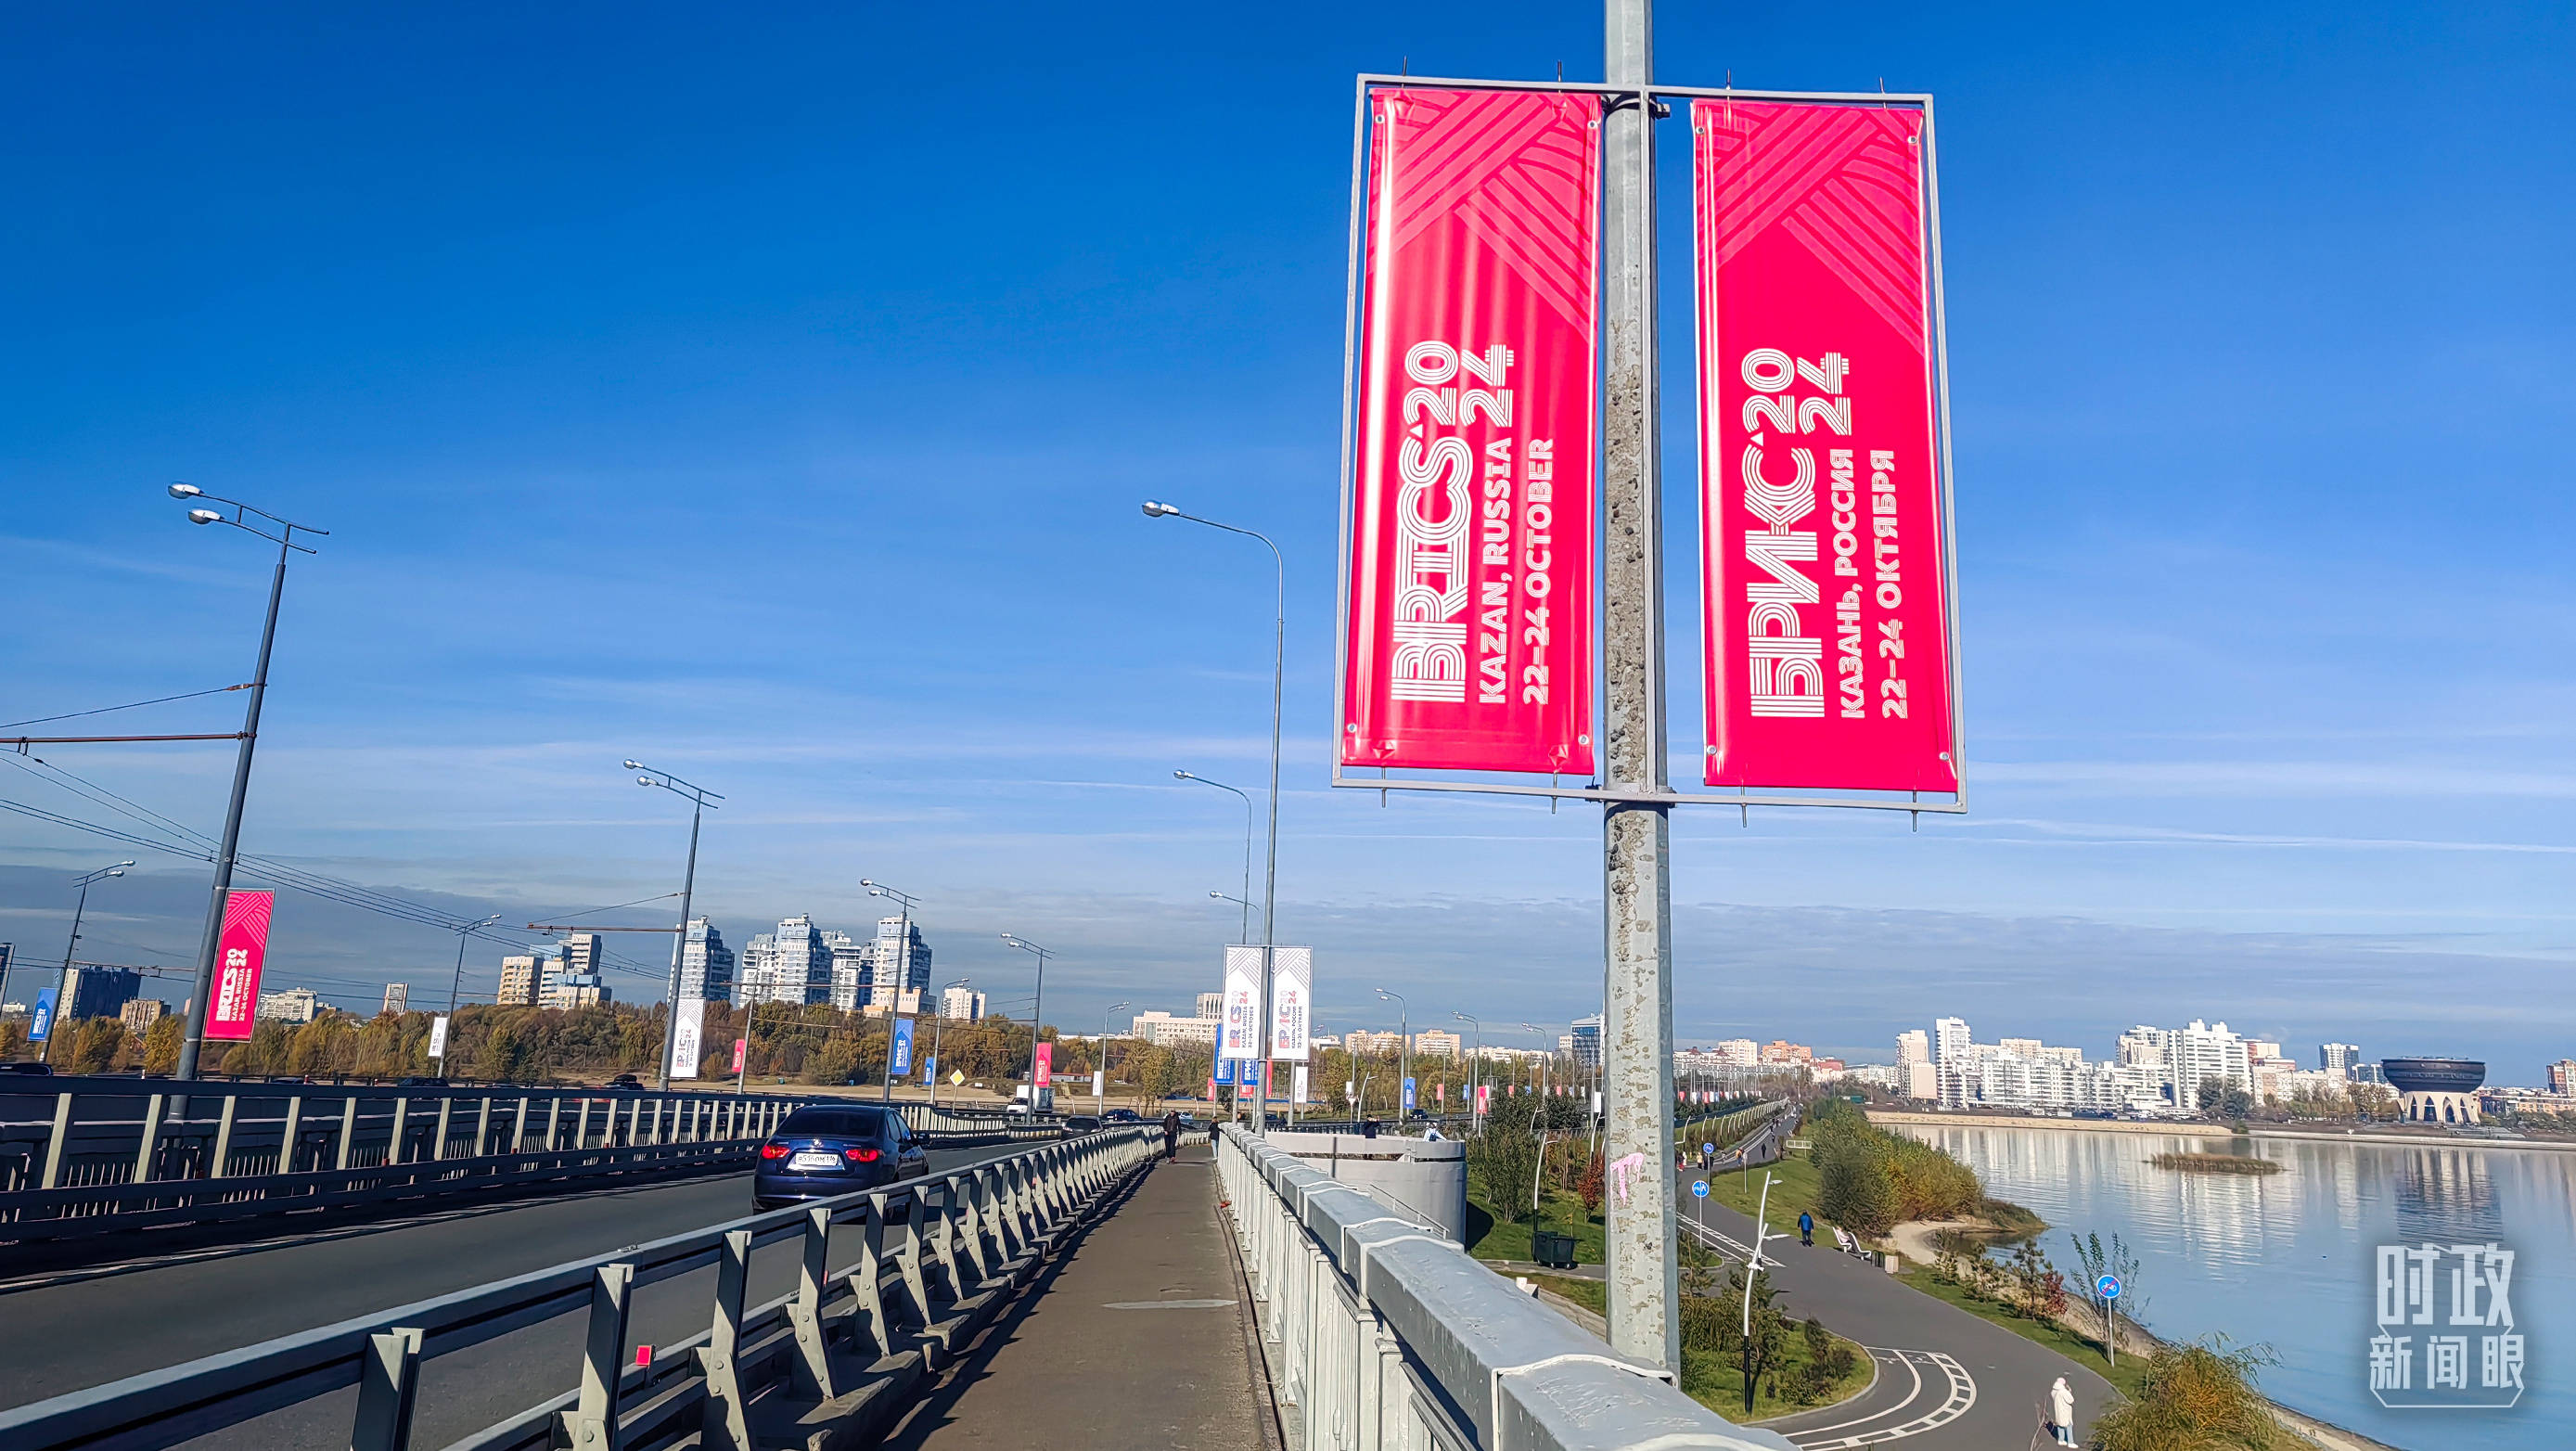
[752,1105,929,1211]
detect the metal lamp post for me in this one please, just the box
[861,880,920,1105]
[627,761,722,1090]
[929,976,969,1108]
[1376,987,1409,1119]
[1001,934,1050,1112]
[1143,502,1282,1137]
[41,862,132,1067]
[168,484,327,1083]
[435,913,503,1078]
[1454,1011,1483,1130]
[1098,1001,1128,1111]
[1173,770,1257,945]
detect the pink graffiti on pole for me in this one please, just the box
[1607,1151,1647,1205]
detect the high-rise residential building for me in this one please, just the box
[1761,1040,1813,1065]
[680,918,734,1002]
[1128,1010,1219,1048]
[1410,1029,1462,1060]
[2172,1020,2253,1102]
[1997,1036,2044,1059]
[1896,1029,1930,1066]
[381,983,408,1016]
[545,972,612,1009]
[1198,991,1226,1021]
[861,917,931,1009]
[120,997,169,1030]
[738,915,832,1007]
[497,954,540,1007]
[64,966,141,1022]
[257,987,321,1024]
[823,929,870,1011]
[2322,1043,2363,1079]
[1569,1014,1603,1070]
[941,985,987,1021]
[2547,1059,2576,1097]
[1343,1029,1404,1057]
[2117,1025,2172,1070]
[1933,1017,1972,1063]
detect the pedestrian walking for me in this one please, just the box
[2048,1375,2076,1445]
[1161,1109,1181,1162]
[1799,1211,1814,1247]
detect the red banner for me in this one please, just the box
[1695,100,1958,791]
[1341,87,1598,775]
[207,889,274,1041]
[1033,1041,1053,1089]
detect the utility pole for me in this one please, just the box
[171,487,324,1083]
[1599,0,1681,1372]
[628,762,720,1091]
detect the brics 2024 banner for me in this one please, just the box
[1341,88,1598,775]
[1695,100,1958,792]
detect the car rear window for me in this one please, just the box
[778,1108,891,1137]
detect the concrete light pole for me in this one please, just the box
[1142,501,1282,1137]
[929,976,969,1108]
[168,484,326,1084]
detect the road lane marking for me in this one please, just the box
[1103,1299,1236,1309]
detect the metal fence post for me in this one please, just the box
[279,1094,305,1175]
[336,1098,361,1171]
[788,1206,839,1400]
[211,1094,238,1179]
[38,1093,73,1190]
[389,1097,411,1166]
[131,1093,168,1185]
[545,1097,563,1151]
[433,1098,454,1162]
[850,1196,891,1357]
[512,1097,530,1153]
[558,1263,634,1451]
[349,1325,424,1451]
[475,1098,493,1158]
[698,1228,753,1451]
[574,1099,593,1152]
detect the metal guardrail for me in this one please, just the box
[0,1125,1165,1451]
[1218,1124,1796,1451]
[0,1077,1064,1243]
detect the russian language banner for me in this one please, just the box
[207,889,274,1041]
[1342,87,1599,775]
[1694,99,1958,791]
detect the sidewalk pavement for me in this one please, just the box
[883,1142,1272,1451]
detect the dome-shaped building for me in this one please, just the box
[2382,1058,2486,1124]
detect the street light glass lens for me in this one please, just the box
[187,508,221,525]
[622,760,642,770]
[636,776,654,786]
[167,482,201,498]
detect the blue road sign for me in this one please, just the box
[1691,1179,1710,1199]
[30,988,56,1043]
[889,1018,914,1076]
[2097,1274,2121,1301]
[1403,1076,1416,1112]
[1702,1141,1715,1157]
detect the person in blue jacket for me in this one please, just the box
[1799,1211,1814,1246]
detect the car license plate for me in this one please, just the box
[788,1151,839,1173]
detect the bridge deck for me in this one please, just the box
[884,1141,1273,1450]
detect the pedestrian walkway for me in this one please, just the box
[882,1142,1272,1450]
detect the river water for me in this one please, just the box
[1888,1123,2575,1450]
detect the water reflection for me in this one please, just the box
[1890,1124,2576,1450]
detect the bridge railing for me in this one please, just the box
[0,1125,1161,1451]
[1216,1124,1796,1451]
[0,1078,1061,1243]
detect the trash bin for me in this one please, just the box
[1532,1228,1578,1268]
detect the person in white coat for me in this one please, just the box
[2049,1375,2077,1445]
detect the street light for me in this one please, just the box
[170,485,327,1083]
[435,913,505,1077]
[929,977,970,1107]
[1001,934,1051,1113]
[1377,987,1410,1119]
[1143,502,1283,1137]
[1099,1000,1129,1111]
[38,862,132,1067]
[1173,770,1256,945]
[861,879,922,1105]
[630,762,723,1090]
[1454,1012,1483,1129]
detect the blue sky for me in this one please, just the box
[4,3,2570,1075]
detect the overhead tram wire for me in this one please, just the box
[0,683,251,731]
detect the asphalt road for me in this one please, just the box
[0,1141,1033,1448]
[1676,1189,2113,1450]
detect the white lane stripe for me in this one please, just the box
[1789,1350,1976,1447]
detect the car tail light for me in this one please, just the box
[759,1143,790,1160]
[842,1147,882,1163]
